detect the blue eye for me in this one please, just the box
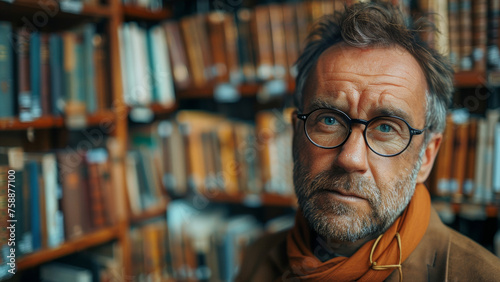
[322,117,337,125]
[376,124,393,133]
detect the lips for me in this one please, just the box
[318,188,367,201]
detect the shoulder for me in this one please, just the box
[446,227,500,280]
[236,230,289,282]
[395,208,500,281]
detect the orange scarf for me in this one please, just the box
[286,183,431,281]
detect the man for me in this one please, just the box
[237,1,500,281]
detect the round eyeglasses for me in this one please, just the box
[297,108,426,157]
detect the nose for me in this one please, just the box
[334,127,369,173]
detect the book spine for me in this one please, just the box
[49,34,63,116]
[83,24,97,113]
[493,123,500,193]
[252,6,273,81]
[40,33,51,116]
[223,13,240,84]
[27,161,41,251]
[487,0,500,70]
[17,29,32,122]
[459,0,473,70]
[93,34,109,111]
[163,21,191,90]
[29,32,42,118]
[41,154,62,248]
[236,9,256,82]
[0,22,14,118]
[269,4,288,80]
[448,0,461,69]
[282,4,299,78]
[463,118,477,196]
[472,0,488,71]
[207,12,229,83]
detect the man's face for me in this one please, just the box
[293,44,428,243]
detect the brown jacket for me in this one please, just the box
[237,209,500,281]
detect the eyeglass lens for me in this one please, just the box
[304,109,411,155]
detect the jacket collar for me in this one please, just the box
[267,207,449,281]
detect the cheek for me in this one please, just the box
[294,137,337,175]
[370,157,413,189]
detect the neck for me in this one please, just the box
[311,232,378,261]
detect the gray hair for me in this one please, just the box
[295,1,454,136]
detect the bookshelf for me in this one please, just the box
[17,225,120,270]
[1,0,500,280]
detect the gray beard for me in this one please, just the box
[293,155,423,243]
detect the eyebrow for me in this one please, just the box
[305,99,415,126]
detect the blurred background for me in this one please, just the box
[0,0,500,281]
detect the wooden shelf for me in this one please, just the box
[177,80,296,100]
[0,116,60,131]
[80,4,113,17]
[130,203,168,224]
[85,110,117,127]
[0,111,116,131]
[454,71,486,87]
[17,226,120,270]
[203,191,297,207]
[122,5,170,21]
[0,0,111,20]
[149,103,177,115]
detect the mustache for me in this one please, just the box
[294,165,381,204]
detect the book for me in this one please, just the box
[252,5,273,81]
[29,32,42,118]
[49,33,64,116]
[93,33,110,111]
[463,117,478,196]
[459,0,473,70]
[449,120,469,197]
[268,4,288,79]
[147,25,175,106]
[282,3,299,78]
[0,22,14,119]
[40,262,92,282]
[236,8,257,82]
[432,115,455,196]
[157,120,188,196]
[473,119,488,203]
[207,11,230,83]
[26,160,41,250]
[163,21,191,90]
[448,0,460,68]
[82,24,97,113]
[487,0,500,70]
[472,0,487,71]
[40,33,51,115]
[493,123,500,194]
[57,151,92,240]
[17,28,32,122]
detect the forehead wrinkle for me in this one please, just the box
[376,92,415,123]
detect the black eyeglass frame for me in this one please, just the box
[296,108,426,157]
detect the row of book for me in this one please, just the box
[14,243,122,282]
[0,22,110,120]
[444,0,500,71]
[429,109,500,204]
[122,1,340,94]
[0,146,121,261]
[118,22,176,107]
[126,110,294,213]
[417,0,500,72]
[136,200,294,281]
[121,0,163,11]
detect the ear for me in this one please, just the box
[416,133,442,183]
